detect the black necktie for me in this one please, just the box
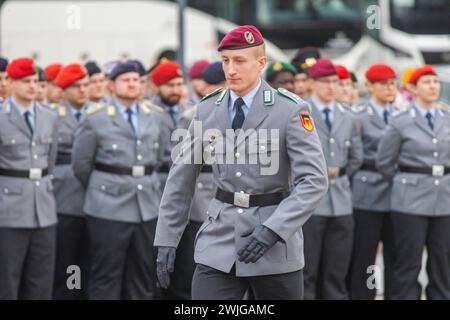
[24,110,33,134]
[383,109,389,124]
[425,112,434,130]
[125,108,136,134]
[232,97,246,130]
[75,112,82,122]
[168,107,177,126]
[322,108,332,131]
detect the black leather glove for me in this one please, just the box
[237,225,281,264]
[156,246,176,289]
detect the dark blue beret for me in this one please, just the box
[84,61,102,76]
[108,60,140,80]
[130,60,146,76]
[202,62,225,85]
[0,57,8,72]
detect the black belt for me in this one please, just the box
[360,162,377,172]
[327,166,346,178]
[95,163,154,176]
[157,164,170,173]
[201,165,212,173]
[398,165,450,176]
[56,152,72,165]
[215,188,289,208]
[0,167,48,179]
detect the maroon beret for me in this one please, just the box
[408,64,436,84]
[188,59,209,80]
[365,64,397,82]
[218,25,264,51]
[6,58,36,80]
[308,59,337,79]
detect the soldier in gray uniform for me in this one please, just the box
[154,25,328,300]
[0,57,10,103]
[0,58,58,299]
[302,59,363,300]
[376,65,450,300]
[51,64,91,300]
[72,61,167,300]
[349,64,398,300]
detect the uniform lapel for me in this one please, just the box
[8,99,32,138]
[331,103,344,136]
[215,89,232,135]
[137,102,151,137]
[434,108,445,136]
[412,106,434,137]
[368,104,386,129]
[110,102,135,138]
[309,100,328,137]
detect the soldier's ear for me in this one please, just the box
[107,80,115,93]
[257,55,267,72]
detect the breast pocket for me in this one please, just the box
[194,199,223,252]
[36,135,53,157]
[203,141,227,177]
[248,139,280,177]
[0,136,29,157]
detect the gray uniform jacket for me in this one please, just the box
[154,81,328,277]
[309,100,363,217]
[376,105,450,216]
[72,101,166,223]
[0,99,58,228]
[351,104,391,212]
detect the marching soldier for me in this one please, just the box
[0,57,10,103]
[0,58,58,299]
[290,47,320,99]
[85,61,107,104]
[376,65,450,300]
[154,25,328,300]
[44,63,63,106]
[302,59,363,300]
[52,64,91,300]
[265,62,297,93]
[72,61,167,300]
[349,64,397,300]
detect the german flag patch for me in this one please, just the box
[299,112,314,132]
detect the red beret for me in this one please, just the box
[408,64,436,84]
[188,59,209,80]
[308,59,337,79]
[218,25,264,51]
[365,64,396,82]
[55,64,87,89]
[151,61,183,86]
[335,65,350,80]
[6,58,36,80]
[45,63,63,81]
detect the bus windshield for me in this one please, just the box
[390,0,450,35]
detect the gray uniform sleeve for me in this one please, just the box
[154,111,203,247]
[346,116,363,176]
[263,105,328,242]
[376,121,402,180]
[72,117,97,187]
[48,118,59,174]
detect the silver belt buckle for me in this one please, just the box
[234,192,250,208]
[327,166,339,178]
[432,165,444,177]
[29,168,43,180]
[132,165,145,177]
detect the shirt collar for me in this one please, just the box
[11,97,35,116]
[114,99,138,115]
[163,104,180,114]
[414,101,436,118]
[311,96,335,113]
[369,99,391,118]
[230,78,262,110]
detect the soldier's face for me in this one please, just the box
[414,75,440,104]
[47,81,63,103]
[0,71,10,99]
[271,72,295,92]
[139,76,147,99]
[366,79,397,104]
[190,78,208,98]
[221,45,266,96]
[88,73,106,101]
[112,72,141,101]
[64,76,89,108]
[312,75,339,103]
[335,78,353,105]
[35,81,48,102]
[294,73,308,97]
[10,74,38,101]
[158,77,184,106]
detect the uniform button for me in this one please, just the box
[433,152,438,158]
[401,178,406,184]
[197,182,203,189]
[101,185,106,191]
[235,172,242,178]
[137,184,143,191]
[432,138,438,144]
[112,144,117,150]
[35,181,40,187]
[361,176,367,182]
[329,138,335,144]
[330,152,335,157]
[209,145,214,151]
[136,140,142,145]
[137,155,143,161]
[260,145,266,151]
[4,188,8,194]
[235,152,240,158]
[58,138,63,142]
[330,179,336,185]
[435,180,440,186]
[237,208,244,214]
[11,139,16,144]
[154,142,159,148]
[33,154,38,159]
[31,141,35,146]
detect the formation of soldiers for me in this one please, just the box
[0,24,449,300]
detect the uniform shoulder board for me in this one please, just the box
[437,101,450,112]
[200,87,224,102]
[146,102,164,114]
[86,102,106,116]
[392,108,409,118]
[182,105,198,119]
[277,88,302,104]
[351,104,366,114]
[56,104,68,117]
